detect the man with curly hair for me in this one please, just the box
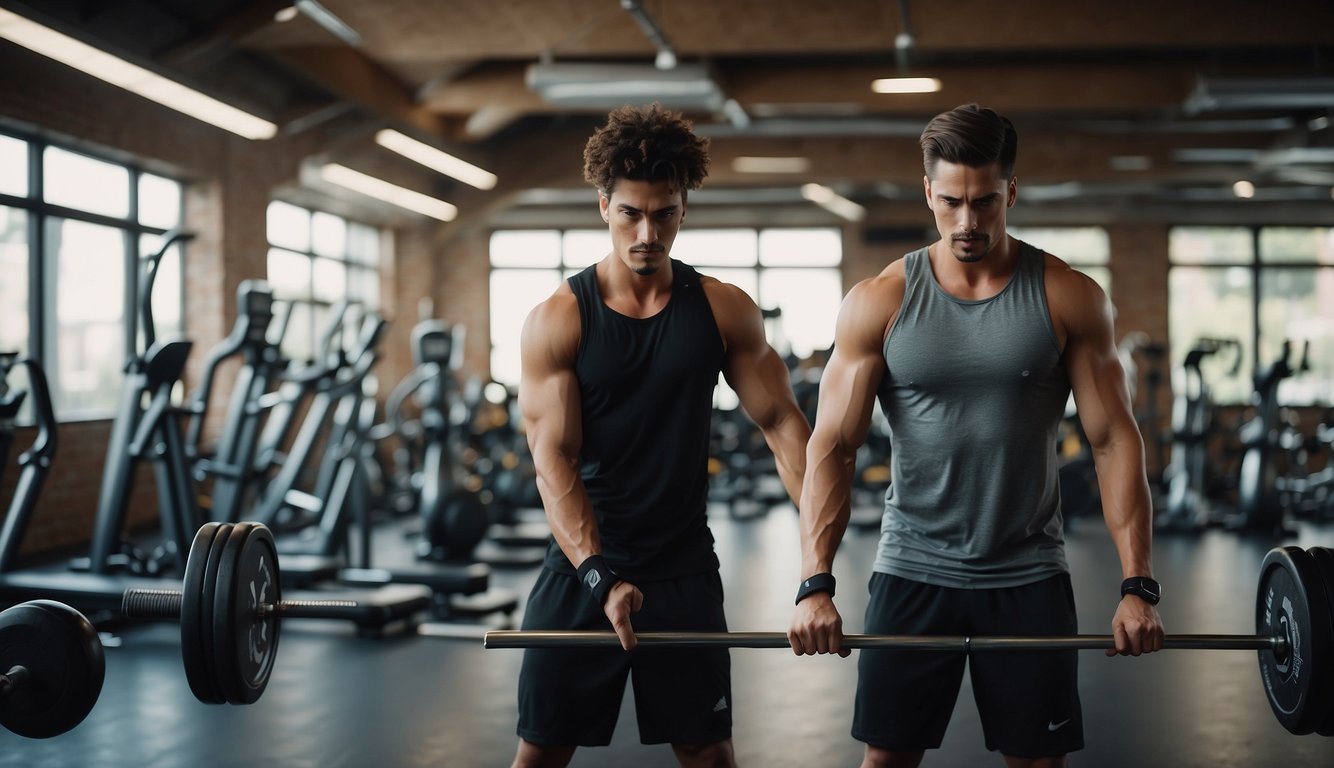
[510,104,811,768]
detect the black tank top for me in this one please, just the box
[544,259,725,580]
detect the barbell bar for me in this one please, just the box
[486,544,1334,737]
[483,630,1285,654]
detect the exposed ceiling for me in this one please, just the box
[6,0,1334,229]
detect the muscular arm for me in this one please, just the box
[519,290,643,649]
[708,280,811,506]
[789,273,899,656]
[1053,262,1164,655]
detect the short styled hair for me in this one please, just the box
[582,103,710,197]
[919,103,1018,179]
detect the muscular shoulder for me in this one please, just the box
[839,259,905,348]
[699,275,762,349]
[522,282,580,367]
[1041,251,1112,344]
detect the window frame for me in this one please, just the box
[0,128,185,422]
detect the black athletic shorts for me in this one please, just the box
[853,572,1083,758]
[516,568,732,747]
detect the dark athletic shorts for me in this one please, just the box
[853,572,1083,758]
[516,568,732,747]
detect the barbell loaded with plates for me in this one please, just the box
[122,522,356,705]
[485,545,1334,737]
[0,600,105,739]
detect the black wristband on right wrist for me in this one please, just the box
[577,555,619,606]
[795,572,837,605]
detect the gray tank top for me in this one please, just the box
[873,241,1071,587]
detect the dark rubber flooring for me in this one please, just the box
[3,505,1334,767]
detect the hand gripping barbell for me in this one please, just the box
[485,545,1334,737]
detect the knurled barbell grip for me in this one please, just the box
[121,588,357,620]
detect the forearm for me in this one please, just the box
[534,449,601,565]
[762,407,812,507]
[799,437,855,575]
[1094,431,1155,578]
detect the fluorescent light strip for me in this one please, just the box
[0,9,277,140]
[374,129,498,190]
[320,164,457,221]
[801,183,865,222]
[871,77,942,94]
[732,156,811,174]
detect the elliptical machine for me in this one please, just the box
[377,319,491,561]
[1232,340,1310,534]
[1158,337,1242,531]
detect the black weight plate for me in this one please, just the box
[213,523,280,705]
[1305,546,1334,736]
[194,523,233,705]
[435,492,489,559]
[180,523,223,705]
[0,600,105,738]
[1256,546,1334,734]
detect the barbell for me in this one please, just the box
[122,521,354,705]
[0,599,105,739]
[485,544,1334,737]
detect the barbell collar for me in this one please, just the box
[483,631,1286,659]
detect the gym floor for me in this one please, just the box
[4,506,1334,768]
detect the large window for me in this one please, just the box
[1169,227,1334,405]
[0,132,184,420]
[1009,226,1111,294]
[488,228,844,393]
[265,201,382,363]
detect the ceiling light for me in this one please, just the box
[801,183,865,222]
[1310,116,1331,131]
[274,5,299,23]
[732,157,811,174]
[294,0,361,46]
[871,77,941,94]
[1232,180,1256,199]
[0,9,277,140]
[1109,155,1152,172]
[527,63,724,110]
[374,129,498,190]
[319,164,457,221]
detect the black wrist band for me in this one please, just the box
[1120,576,1161,605]
[577,555,619,606]
[795,572,837,605]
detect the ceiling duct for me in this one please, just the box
[1184,77,1334,113]
[525,62,724,110]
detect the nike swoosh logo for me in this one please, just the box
[1047,718,1072,732]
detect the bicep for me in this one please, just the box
[811,289,889,450]
[720,298,797,428]
[518,304,581,463]
[1065,286,1135,447]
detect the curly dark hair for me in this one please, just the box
[582,103,710,197]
